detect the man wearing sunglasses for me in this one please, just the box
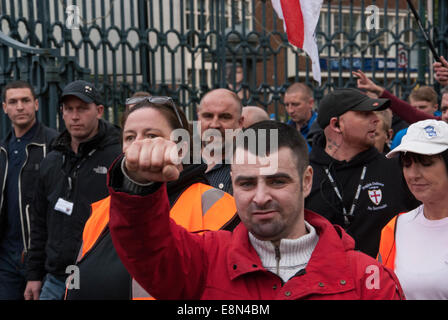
[24,80,122,300]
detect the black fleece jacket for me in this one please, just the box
[305,132,420,258]
[26,119,122,281]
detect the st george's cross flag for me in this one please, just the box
[271,0,323,84]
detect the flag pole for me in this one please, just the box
[406,0,440,62]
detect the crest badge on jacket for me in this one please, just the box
[368,189,382,206]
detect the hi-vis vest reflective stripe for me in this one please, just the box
[377,212,406,271]
[78,182,237,300]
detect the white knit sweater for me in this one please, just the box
[248,221,319,283]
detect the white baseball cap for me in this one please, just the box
[386,119,448,158]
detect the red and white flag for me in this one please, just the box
[272,0,323,85]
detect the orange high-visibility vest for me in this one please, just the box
[77,182,237,299]
[377,212,407,270]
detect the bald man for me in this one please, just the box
[241,106,270,128]
[284,83,318,145]
[197,89,244,194]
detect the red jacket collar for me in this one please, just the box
[227,210,356,294]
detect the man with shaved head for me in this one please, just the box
[242,106,270,128]
[197,88,244,194]
[284,83,318,147]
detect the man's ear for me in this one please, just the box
[302,165,313,198]
[34,98,39,112]
[329,117,341,133]
[308,97,315,108]
[96,104,105,118]
[238,115,244,129]
[386,128,394,142]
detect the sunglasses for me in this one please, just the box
[125,96,185,129]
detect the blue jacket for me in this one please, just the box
[287,111,318,152]
[391,110,442,150]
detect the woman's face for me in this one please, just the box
[402,153,448,204]
[122,107,174,152]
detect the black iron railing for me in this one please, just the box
[0,0,446,139]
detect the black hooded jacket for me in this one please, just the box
[26,119,122,281]
[305,132,420,258]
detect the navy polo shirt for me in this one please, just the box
[1,121,38,253]
[205,163,233,195]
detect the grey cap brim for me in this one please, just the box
[386,140,448,158]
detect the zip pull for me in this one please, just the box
[26,204,31,250]
[274,244,281,276]
[21,249,27,264]
[65,176,73,199]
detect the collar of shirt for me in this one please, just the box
[286,111,317,137]
[11,120,39,143]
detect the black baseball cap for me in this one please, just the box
[317,88,390,128]
[61,80,102,105]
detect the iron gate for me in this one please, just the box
[1,0,447,139]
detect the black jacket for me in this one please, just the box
[0,122,58,253]
[305,132,420,258]
[26,119,122,281]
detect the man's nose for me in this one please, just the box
[209,116,221,128]
[71,110,80,119]
[16,101,25,110]
[252,183,272,207]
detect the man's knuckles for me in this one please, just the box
[162,165,180,181]
[126,137,179,171]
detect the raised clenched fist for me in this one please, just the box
[124,137,183,183]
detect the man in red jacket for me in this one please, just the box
[108,121,405,300]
